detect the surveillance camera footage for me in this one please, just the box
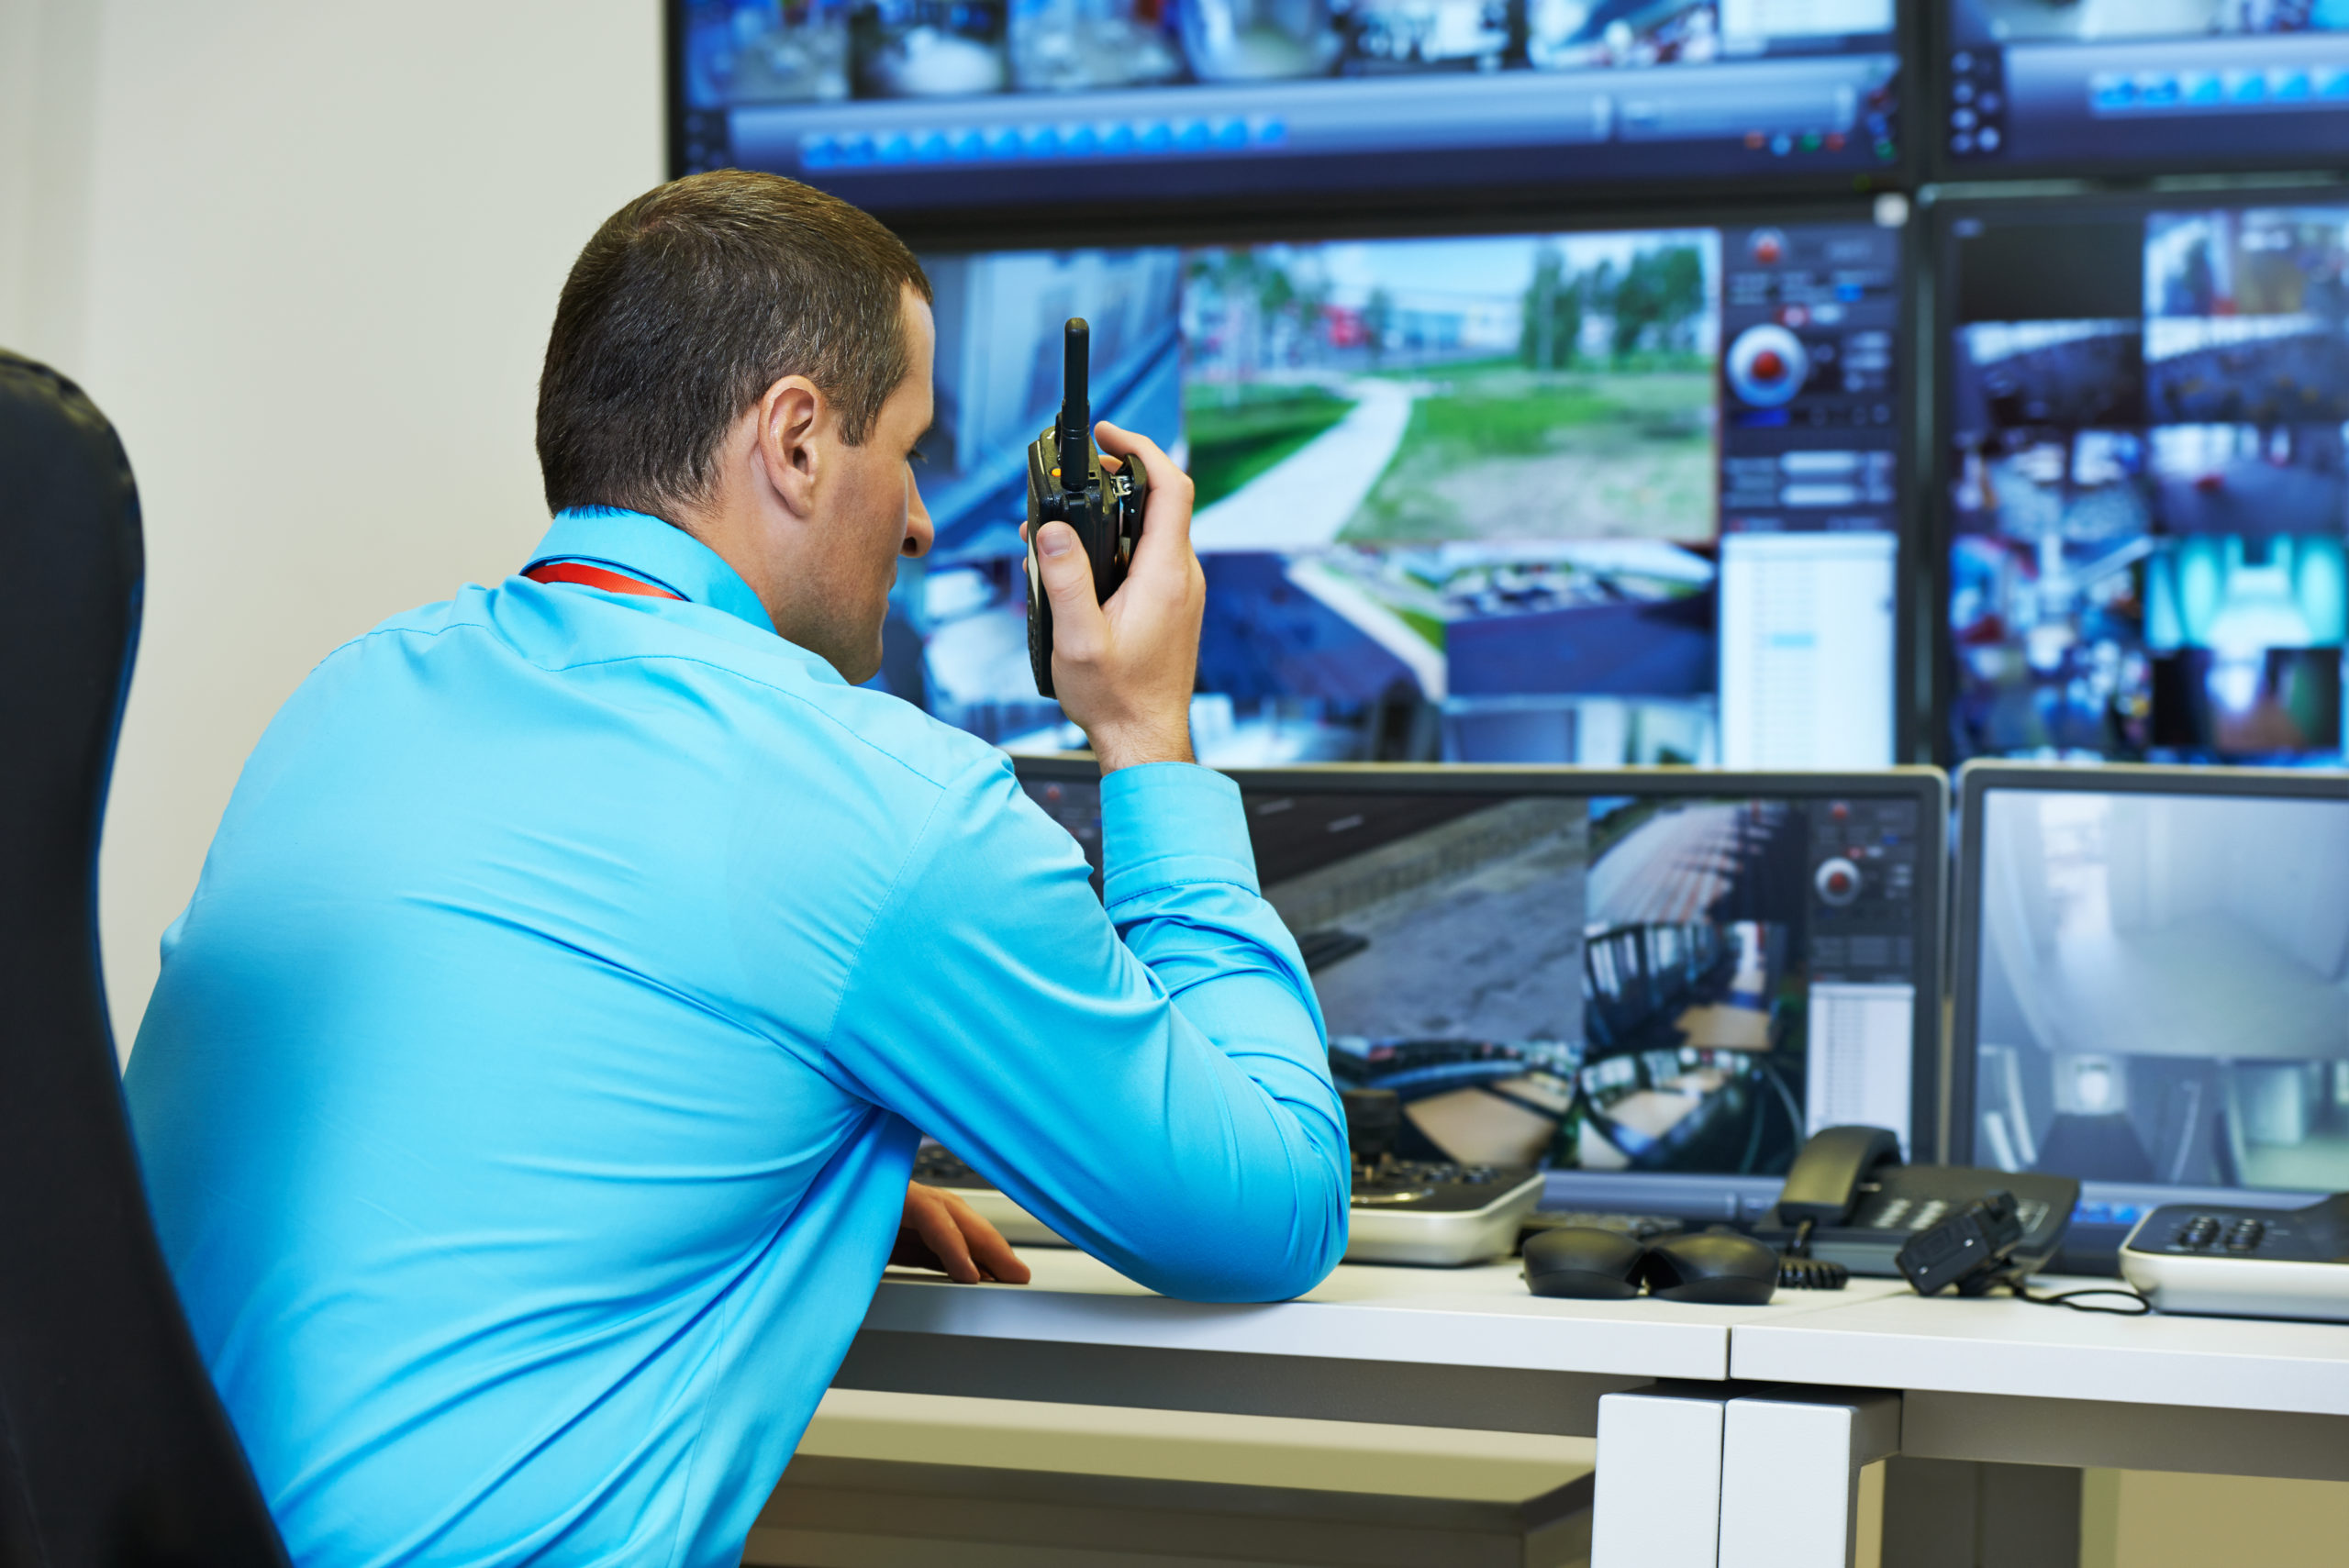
[1946,204,2349,766]
[895,218,1904,771]
[674,0,1902,211]
[1021,772,1927,1180]
[1972,786,2349,1197]
[1943,0,2349,173]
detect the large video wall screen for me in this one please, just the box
[1943,200,2349,766]
[675,0,1904,211]
[891,215,1907,770]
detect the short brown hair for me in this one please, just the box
[536,171,932,517]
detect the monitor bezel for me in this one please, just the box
[921,199,1926,764]
[1945,759,2349,1184]
[892,184,1916,253]
[1922,177,2349,769]
[663,0,1924,243]
[1919,0,2349,184]
[1014,757,1953,1190]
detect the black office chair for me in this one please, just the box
[0,350,288,1565]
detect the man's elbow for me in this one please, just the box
[1134,1166,1351,1303]
[1252,1213,1350,1302]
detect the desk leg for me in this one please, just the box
[1716,1390,1901,1568]
[1879,1458,2081,1568]
[1591,1387,1731,1568]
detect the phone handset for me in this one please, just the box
[1775,1125,1905,1227]
[1760,1126,2082,1280]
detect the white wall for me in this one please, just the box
[2,0,664,1047]
[0,0,101,371]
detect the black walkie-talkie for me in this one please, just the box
[1025,318,1147,698]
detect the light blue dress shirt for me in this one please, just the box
[125,506,1348,1568]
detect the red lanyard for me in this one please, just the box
[524,562,683,601]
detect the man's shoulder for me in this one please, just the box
[322,581,1013,796]
[774,674,1016,795]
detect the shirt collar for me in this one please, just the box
[523,507,776,635]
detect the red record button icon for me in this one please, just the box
[1727,323,1809,408]
[1815,857,1863,907]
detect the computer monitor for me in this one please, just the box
[1935,189,2349,766]
[1933,1,2349,178]
[670,0,1906,220]
[892,208,1911,769]
[1018,758,1948,1221]
[1950,762,2349,1268]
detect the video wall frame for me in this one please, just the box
[659,2,2349,775]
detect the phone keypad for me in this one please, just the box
[1858,1194,2050,1235]
[2168,1214,2273,1254]
[2133,1201,2342,1264]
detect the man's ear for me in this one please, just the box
[753,376,823,519]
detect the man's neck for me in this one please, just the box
[663,497,784,635]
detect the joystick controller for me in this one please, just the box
[1026,317,1148,698]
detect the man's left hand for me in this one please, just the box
[891,1182,1032,1284]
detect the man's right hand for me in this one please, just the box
[1027,421,1202,774]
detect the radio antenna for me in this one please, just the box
[1060,318,1090,479]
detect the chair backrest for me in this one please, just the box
[0,351,288,1567]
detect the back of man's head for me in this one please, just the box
[537,171,932,519]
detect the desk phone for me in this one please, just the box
[1752,1126,2079,1277]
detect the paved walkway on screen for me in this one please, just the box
[1190,378,1415,551]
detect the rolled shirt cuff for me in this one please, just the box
[1098,762,1261,908]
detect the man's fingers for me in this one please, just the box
[1094,418,1174,488]
[1034,519,1108,660]
[1093,420,1195,568]
[908,1190,983,1284]
[897,1184,1027,1286]
[942,1192,1031,1285]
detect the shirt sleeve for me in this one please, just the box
[818,756,1349,1303]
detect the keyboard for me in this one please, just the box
[911,1144,1544,1267]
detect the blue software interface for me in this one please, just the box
[885,217,1905,768]
[1024,770,1930,1210]
[1968,784,2349,1226]
[674,1,1901,211]
[1941,1,2349,173]
[1945,201,2349,764]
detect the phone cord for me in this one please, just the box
[1988,1269,2153,1316]
[1777,1218,1850,1290]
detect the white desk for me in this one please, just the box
[856,1250,1909,1385]
[831,1258,2349,1568]
[832,1253,1904,1564]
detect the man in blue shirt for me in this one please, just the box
[125,171,1348,1567]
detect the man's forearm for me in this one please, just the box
[1097,761,1348,1296]
[1088,721,1195,775]
[822,754,1348,1305]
